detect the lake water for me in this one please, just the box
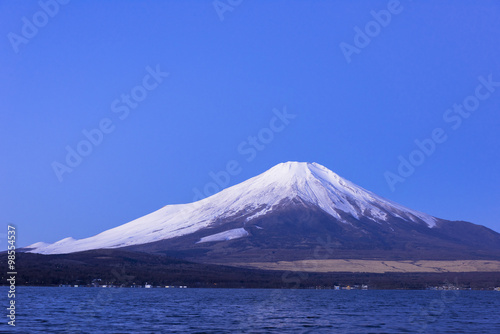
[1,287,499,333]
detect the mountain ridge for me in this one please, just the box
[25,162,499,261]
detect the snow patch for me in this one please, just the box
[196,228,249,244]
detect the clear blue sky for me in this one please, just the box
[1,0,499,248]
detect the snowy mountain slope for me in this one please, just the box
[27,162,441,255]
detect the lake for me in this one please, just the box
[2,287,499,333]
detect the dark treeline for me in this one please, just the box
[1,250,499,290]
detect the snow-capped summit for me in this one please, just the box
[25,162,458,256]
[246,162,437,227]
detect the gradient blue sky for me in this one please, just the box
[1,0,499,248]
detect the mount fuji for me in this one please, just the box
[26,162,500,264]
